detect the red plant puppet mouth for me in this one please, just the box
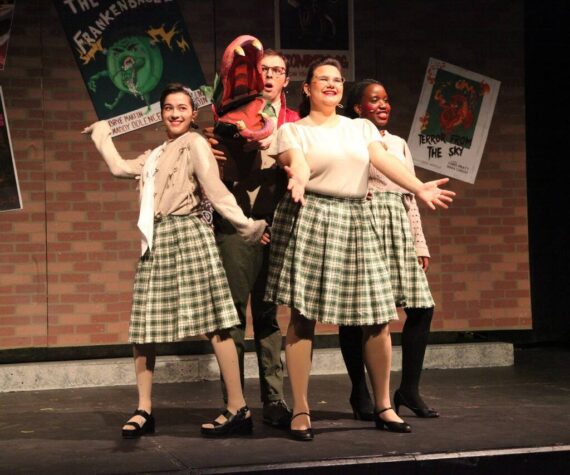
[212,35,275,142]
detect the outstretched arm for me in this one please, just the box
[368,141,455,210]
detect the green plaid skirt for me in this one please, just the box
[369,192,434,309]
[129,214,239,343]
[265,192,399,326]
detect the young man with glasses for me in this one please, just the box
[206,49,299,428]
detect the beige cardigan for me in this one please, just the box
[368,131,430,258]
[89,121,266,244]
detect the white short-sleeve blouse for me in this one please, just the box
[270,116,382,198]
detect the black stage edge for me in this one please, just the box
[0,330,558,364]
[0,347,568,475]
[190,448,570,474]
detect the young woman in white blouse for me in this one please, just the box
[265,59,454,440]
[84,83,266,439]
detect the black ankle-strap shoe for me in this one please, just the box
[122,409,155,439]
[201,406,253,437]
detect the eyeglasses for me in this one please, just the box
[313,76,345,85]
[261,65,286,77]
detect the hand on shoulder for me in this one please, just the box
[243,134,273,152]
[202,126,227,161]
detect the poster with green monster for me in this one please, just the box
[54,0,208,136]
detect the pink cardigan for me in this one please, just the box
[368,131,430,258]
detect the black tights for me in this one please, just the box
[339,307,434,406]
[338,322,371,404]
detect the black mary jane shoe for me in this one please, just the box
[374,407,412,433]
[290,412,314,441]
[122,409,155,439]
[200,406,253,437]
[394,389,440,418]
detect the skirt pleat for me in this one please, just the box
[129,215,239,343]
[369,192,434,309]
[265,192,398,326]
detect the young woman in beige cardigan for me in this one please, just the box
[84,83,266,438]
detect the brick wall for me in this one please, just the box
[352,1,530,332]
[0,0,529,351]
[0,1,47,348]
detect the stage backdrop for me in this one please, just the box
[275,0,354,81]
[0,0,529,351]
[53,0,208,136]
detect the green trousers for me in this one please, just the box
[216,221,285,404]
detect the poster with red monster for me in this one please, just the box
[408,58,500,184]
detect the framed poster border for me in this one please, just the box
[408,58,501,184]
[0,85,22,212]
[275,0,354,82]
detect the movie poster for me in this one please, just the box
[0,86,22,212]
[275,0,354,81]
[408,58,500,184]
[53,0,209,136]
[0,0,15,70]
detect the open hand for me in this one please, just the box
[81,124,95,134]
[416,178,455,210]
[81,120,110,135]
[284,165,306,205]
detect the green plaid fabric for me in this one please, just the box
[369,192,434,309]
[266,192,399,326]
[129,214,239,343]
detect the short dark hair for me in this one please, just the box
[159,83,196,111]
[299,57,343,118]
[345,79,383,119]
[263,48,290,77]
